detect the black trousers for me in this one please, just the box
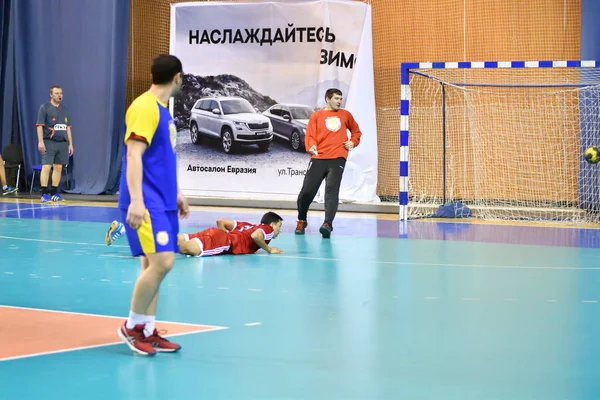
[297,157,346,225]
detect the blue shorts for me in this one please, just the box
[120,209,180,257]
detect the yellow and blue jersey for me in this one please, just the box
[118,92,179,257]
[118,91,178,211]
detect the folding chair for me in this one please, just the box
[2,144,24,190]
[30,155,71,194]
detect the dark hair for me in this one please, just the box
[151,54,183,85]
[325,88,342,100]
[261,211,283,225]
[49,85,61,93]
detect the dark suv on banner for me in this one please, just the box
[189,96,273,154]
[263,104,315,151]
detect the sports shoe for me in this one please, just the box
[2,186,17,195]
[319,222,332,238]
[41,193,51,203]
[295,220,307,234]
[105,220,124,246]
[117,322,156,356]
[146,329,182,353]
[51,193,65,202]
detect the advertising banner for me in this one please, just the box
[170,0,379,202]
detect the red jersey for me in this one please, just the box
[229,221,274,254]
[304,109,362,160]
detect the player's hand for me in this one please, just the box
[309,145,318,156]
[126,200,147,230]
[177,192,190,219]
[38,142,46,154]
[268,247,284,254]
[344,141,354,150]
[68,144,74,156]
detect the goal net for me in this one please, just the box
[400,61,600,223]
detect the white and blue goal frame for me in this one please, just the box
[399,60,600,221]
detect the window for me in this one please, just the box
[290,106,313,120]
[270,106,281,116]
[199,100,213,112]
[220,99,255,115]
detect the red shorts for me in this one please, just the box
[185,228,232,256]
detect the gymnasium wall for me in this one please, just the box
[127,0,581,201]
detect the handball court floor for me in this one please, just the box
[1,197,600,400]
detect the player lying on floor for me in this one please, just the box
[106,211,284,256]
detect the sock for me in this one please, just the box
[125,311,146,330]
[51,186,58,195]
[143,316,156,338]
[41,186,48,195]
[119,223,126,235]
[2,185,7,190]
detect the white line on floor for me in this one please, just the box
[2,234,600,271]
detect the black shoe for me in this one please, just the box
[319,223,332,238]
[295,220,307,234]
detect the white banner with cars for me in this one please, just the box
[170,0,379,202]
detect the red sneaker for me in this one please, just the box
[146,329,182,353]
[117,322,157,356]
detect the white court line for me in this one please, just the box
[0,331,219,362]
[0,206,54,214]
[2,234,600,271]
[582,300,598,303]
[0,305,228,328]
[0,304,228,362]
[255,254,600,271]
[244,322,261,326]
[0,235,129,248]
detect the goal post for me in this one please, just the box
[399,60,600,223]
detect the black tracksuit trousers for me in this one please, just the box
[296,157,346,226]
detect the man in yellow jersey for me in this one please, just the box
[116,54,190,357]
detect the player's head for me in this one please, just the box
[324,88,343,111]
[49,85,63,103]
[151,54,184,96]
[261,211,283,238]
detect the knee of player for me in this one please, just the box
[151,252,175,274]
[176,233,186,246]
[179,240,201,257]
[163,258,175,272]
